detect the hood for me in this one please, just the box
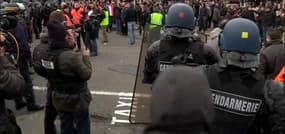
[145,65,214,134]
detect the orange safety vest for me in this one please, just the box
[64,14,73,27]
[71,7,84,26]
[274,66,285,83]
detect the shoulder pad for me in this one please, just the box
[148,40,160,52]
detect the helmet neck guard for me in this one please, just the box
[218,51,259,69]
[163,27,192,38]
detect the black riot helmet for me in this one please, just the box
[4,3,21,15]
[164,3,195,38]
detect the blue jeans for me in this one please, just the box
[116,18,122,33]
[127,21,136,44]
[90,39,98,54]
[59,111,90,134]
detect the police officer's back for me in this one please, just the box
[143,3,218,84]
[203,18,285,133]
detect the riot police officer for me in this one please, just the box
[42,0,57,26]
[30,1,42,39]
[4,3,44,111]
[143,3,218,84]
[0,33,25,134]
[203,18,285,133]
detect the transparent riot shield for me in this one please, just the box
[129,25,162,124]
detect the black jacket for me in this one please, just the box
[36,20,93,112]
[259,42,285,79]
[143,38,219,84]
[262,10,275,27]
[0,56,25,134]
[205,64,285,133]
[139,10,150,26]
[84,10,104,39]
[33,27,49,77]
[125,7,137,22]
[241,9,255,22]
[115,6,122,19]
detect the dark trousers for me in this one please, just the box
[89,39,98,54]
[59,111,90,134]
[33,19,41,39]
[27,24,33,43]
[76,26,85,50]
[15,55,35,105]
[199,17,207,32]
[115,18,122,33]
[108,16,113,31]
[44,86,57,134]
[213,20,219,28]
[121,22,128,35]
[85,34,98,55]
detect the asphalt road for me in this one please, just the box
[5,31,147,134]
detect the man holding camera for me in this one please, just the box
[0,34,26,134]
[32,10,92,134]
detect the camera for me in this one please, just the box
[0,14,19,64]
[0,15,18,31]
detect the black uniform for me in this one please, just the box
[0,54,26,134]
[31,2,43,39]
[204,64,285,133]
[143,37,218,84]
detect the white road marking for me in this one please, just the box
[33,86,148,125]
[33,86,151,97]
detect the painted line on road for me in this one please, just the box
[33,86,150,98]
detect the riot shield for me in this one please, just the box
[129,25,162,124]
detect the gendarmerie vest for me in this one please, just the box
[159,38,205,72]
[205,65,265,134]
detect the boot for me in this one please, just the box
[15,101,26,110]
[27,103,45,111]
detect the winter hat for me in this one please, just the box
[49,9,66,23]
[144,65,214,134]
[47,20,67,40]
[47,20,68,49]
